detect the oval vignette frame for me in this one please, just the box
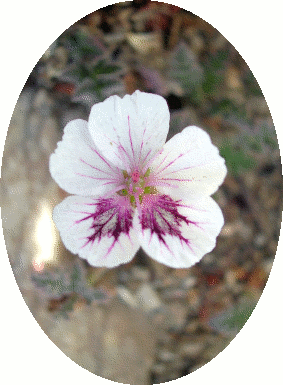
[0,1,282,385]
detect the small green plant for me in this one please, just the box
[209,296,258,336]
[219,139,256,176]
[202,49,229,97]
[56,28,125,107]
[219,121,278,176]
[32,260,108,317]
[168,41,204,97]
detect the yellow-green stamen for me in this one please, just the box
[118,168,156,207]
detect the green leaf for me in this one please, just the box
[168,41,204,95]
[91,60,121,76]
[206,50,229,71]
[209,298,257,336]
[243,69,262,96]
[210,98,238,117]
[32,271,71,298]
[219,140,256,175]
[69,260,85,292]
[65,30,105,61]
[82,288,109,304]
[202,71,223,96]
[32,260,109,305]
[202,49,229,97]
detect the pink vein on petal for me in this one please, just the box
[178,204,209,212]
[141,148,152,170]
[138,127,146,164]
[159,162,209,178]
[71,197,135,257]
[140,194,199,256]
[159,177,194,182]
[149,151,169,173]
[106,120,134,170]
[79,158,117,177]
[89,145,116,171]
[142,147,164,173]
[151,180,179,188]
[74,173,120,183]
[154,153,185,175]
[128,115,135,163]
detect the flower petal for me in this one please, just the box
[150,126,227,200]
[88,90,170,171]
[49,119,123,196]
[53,195,140,267]
[137,194,224,268]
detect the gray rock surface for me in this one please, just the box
[1,88,157,385]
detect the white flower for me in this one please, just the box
[50,91,227,268]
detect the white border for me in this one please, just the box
[1,1,282,384]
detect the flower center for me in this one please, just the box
[117,168,157,207]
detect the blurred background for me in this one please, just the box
[1,1,282,384]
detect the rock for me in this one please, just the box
[40,116,60,154]
[131,266,151,281]
[221,220,253,240]
[117,286,138,308]
[101,299,157,384]
[136,283,163,313]
[152,362,166,375]
[225,65,243,90]
[6,89,34,146]
[247,96,270,116]
[254,233,267,248]
[187,288,201,312]
[182,275,198,289]
[162,288,188,300]
[33,88,54,116]
[158,350,176,362]
[184,319,199,334]
[126,31,163,55]
[262,258,274,275]
[180,340,205,358]
[167,301,188,330]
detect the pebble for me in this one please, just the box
[33,88,53,112]
[247,96,270,116]
[40,116,60,153]
[254,233,267,248]
[187,288,201,311]
[262,259,274,275]
[226,66,243,90]
[180,341,205,358]
[182,275,197,289]
[126,32,163,55]
[131,266,151,281]
[184,319,199,334]
[225,269,237,287]
[117,286,138,309]
[152,363,166,375]
[221,220,253,240]
[167,301,188,329]
[136,283,163,313]
[158,350,176,362]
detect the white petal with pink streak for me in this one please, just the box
[53,195,140,267]
[88,90,170,171]
[151,126,227,200]
[50,119,122,196]
[136,195,224,268]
